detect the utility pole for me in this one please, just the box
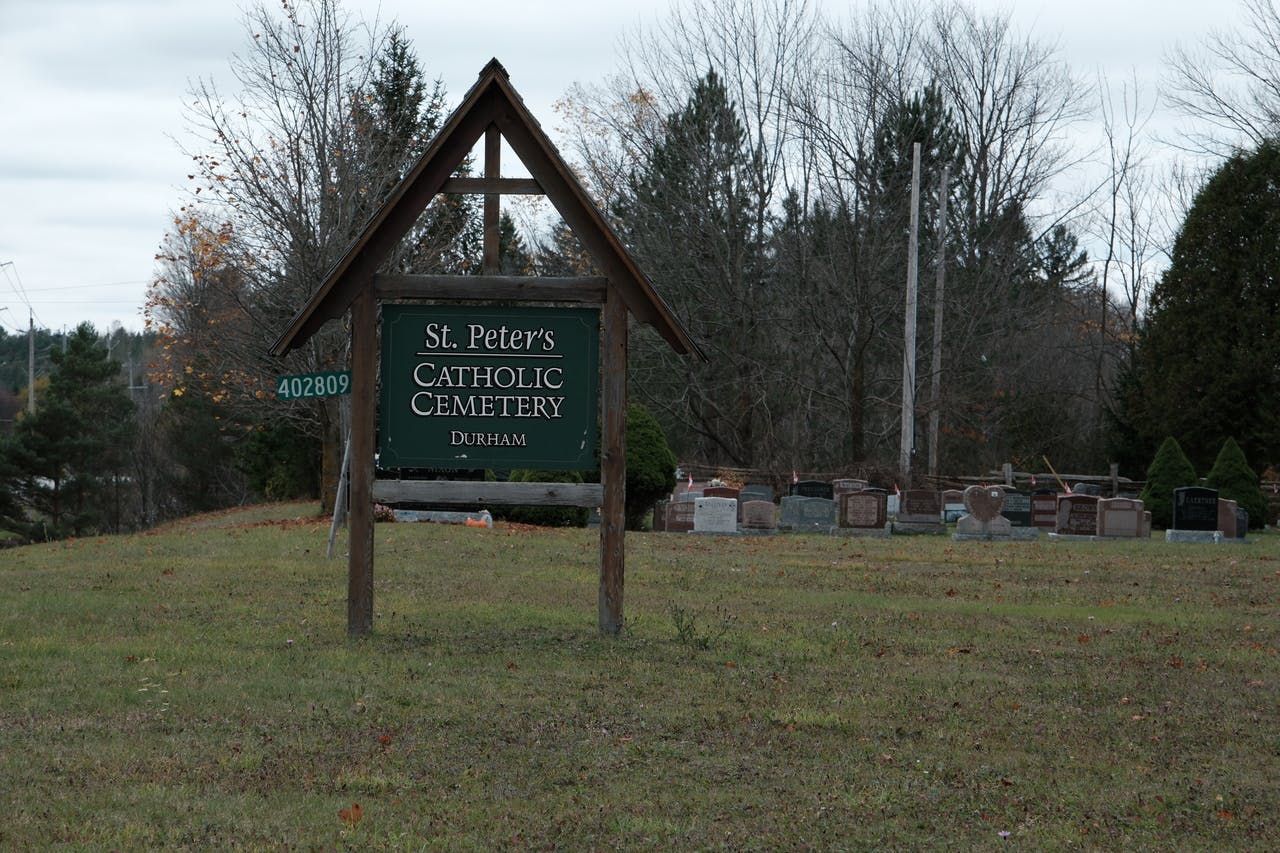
[927,164,949,479]
[899,142,921,485]
[28,313,35,415]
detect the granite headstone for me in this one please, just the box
[1173,487,1219,531]
[694,497,738,533]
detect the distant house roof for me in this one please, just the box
[271,58,701,360]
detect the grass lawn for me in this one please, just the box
[1,504,1277,849]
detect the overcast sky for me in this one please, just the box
[0,0,1241,335]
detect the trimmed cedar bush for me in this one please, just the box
[623,403,677,530]
[1140,437,1197,528]
[504,469,589,528]
[1205,437,1266,529]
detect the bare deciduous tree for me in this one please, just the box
[1165,0,1280,155]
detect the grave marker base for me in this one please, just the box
[1164,530,1252,544]
[830,525,891,538]
[891,521,946,535]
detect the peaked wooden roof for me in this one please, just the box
[271,58,701,359]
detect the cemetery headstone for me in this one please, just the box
[999,491,1033,527]
[838,491,887,530]
[1071,483,1102,497]
[676,489,702,503]
[666,500,696,533]
[1234,507,1248,539]
[704,486,741,501]
[652,500,669,532]
[832,479,867,505]
[954,485,1020,539]
[672,481,701,501]
[897,490,943,522]
[740,484,775,505]
[1172,487,1219,531]
[741,500,778,531]
[894,489,945,534]
[1095,497,1146,538]
[1031,491,1059,528]
[778,495,835,533]
[793,480,835,500]
[1055,494,1099,536]
[942,489,966,523]
[1217,498,1238,539]
[694,497,738,534]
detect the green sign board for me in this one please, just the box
[276,371,352,400]
[379,305,600,470]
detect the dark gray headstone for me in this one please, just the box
[1235,507,1249,539]
[1071,483,1102,497]
[740,484,774,505]
[1173,487,1219,531]
[779,495,835,531]
[792,480,834,500]
[1000,491,1033,527]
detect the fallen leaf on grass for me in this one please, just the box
[339,802,363,826]
[1077,635,1091,644]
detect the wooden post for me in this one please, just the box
[927,164,948,479]
[899,142,921,485]
[599,292,627,635]
[483,124,501,275]
[347,289,376,635]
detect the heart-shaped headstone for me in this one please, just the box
[963,485,1005,522]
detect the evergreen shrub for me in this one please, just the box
[504,469,589,528]
[1205,437,1266,529]
[1140,437,1196,529]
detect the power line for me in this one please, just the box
[0,262,47,329]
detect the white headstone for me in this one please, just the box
[694,497,738,533]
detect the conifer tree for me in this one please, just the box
[0,324,136,537]
[1205,437,1265,530]
[1139,436,1197,529]
[1118,142,1280,472]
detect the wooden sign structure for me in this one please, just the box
[270,59,700,636]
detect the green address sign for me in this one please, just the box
[379,304,600,471]
[276,371,351,399]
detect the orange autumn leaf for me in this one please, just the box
[339,802,363,826]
